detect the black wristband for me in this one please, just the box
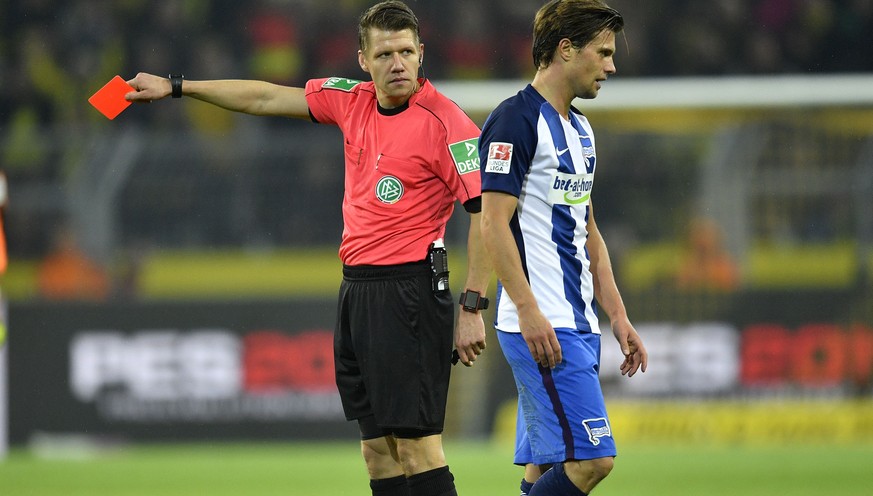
[459,290,489,313]
[169,74,184,98]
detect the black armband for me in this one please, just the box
[463,196,482,213]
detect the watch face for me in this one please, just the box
[461,291,479,310]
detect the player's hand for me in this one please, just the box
[454,311,486,367]
[612,317,647,377]
[519,307,561,368]
[125,73,171,103]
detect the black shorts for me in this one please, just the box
[334,260,454,435]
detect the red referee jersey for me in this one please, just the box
[305,77,481,266]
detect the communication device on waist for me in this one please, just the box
[429,239,449,294]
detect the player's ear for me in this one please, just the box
[358,50,370,73]
[558,38,574,63]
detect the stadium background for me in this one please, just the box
[2,0,873,493]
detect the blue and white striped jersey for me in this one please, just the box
[480,84,601,335]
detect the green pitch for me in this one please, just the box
[1,441,872,495]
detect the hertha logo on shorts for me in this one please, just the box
[485,142,513,174]
[582,418,612,446]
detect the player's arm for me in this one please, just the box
[481,191,562,368]
[454,210,491,367]
[125,73,311,119]
[586,202,647,376]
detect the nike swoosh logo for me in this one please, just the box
[557,148,570,156]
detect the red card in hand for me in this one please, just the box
[88,75,135,120]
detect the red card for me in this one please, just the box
[88,75,135,120]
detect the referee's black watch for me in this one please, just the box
[459,290,489,313]
[169,74,184,98]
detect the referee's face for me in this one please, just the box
[358,28,423,109]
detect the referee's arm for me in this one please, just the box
[454,207,491,367]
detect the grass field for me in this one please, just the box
[2,441,872,495]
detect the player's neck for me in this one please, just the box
[532,70,572,120]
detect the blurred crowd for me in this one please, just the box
[2,0,872,299]
[2,0,872,139]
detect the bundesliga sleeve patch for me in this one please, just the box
[449,138,480,175]
[321,77,363,91]
[485,142,513,174]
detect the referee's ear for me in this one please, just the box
[358,50,370,73]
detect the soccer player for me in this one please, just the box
[125,2,491,496]
[478,1,647,495]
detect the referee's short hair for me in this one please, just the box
[358,0,421,53]
[532,0,624,70]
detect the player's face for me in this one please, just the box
[358,28,423,109]
[571,29,617,99]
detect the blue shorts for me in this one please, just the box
[497,328,616,465]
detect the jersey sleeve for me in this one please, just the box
[479,101,537,198]
[433,105,482,207]
[304,77,364,126]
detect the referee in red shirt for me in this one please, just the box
[125,2,491,495]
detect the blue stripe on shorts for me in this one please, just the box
[497,327,616,465]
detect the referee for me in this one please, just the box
[125,2,491,496]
